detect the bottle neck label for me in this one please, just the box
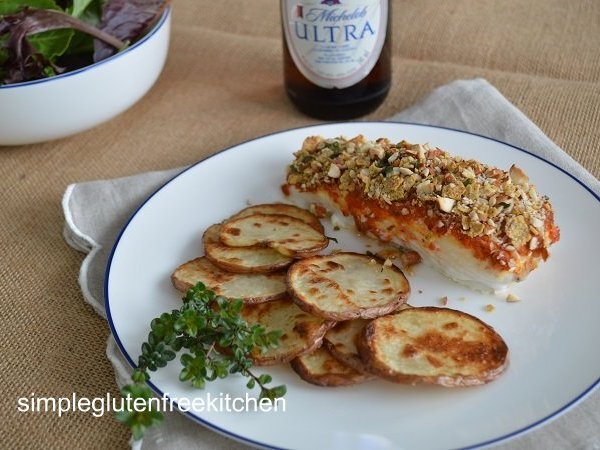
[282,0,387,89]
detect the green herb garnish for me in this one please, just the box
[328,141,342,155]
[116,282,286,440]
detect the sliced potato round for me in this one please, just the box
[229,203,324,232]
[290,346,375,387]
[324,305,413,373]
[357,307,509,387]
[220,213,328,258]
[171,257,286,304]
[240,298,334,366]
[203,224,293,273]
[287,252,410,321]
[323,319,373,374]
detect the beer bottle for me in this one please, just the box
[281,0,391,120]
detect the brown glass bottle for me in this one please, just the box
[281,0,391,120]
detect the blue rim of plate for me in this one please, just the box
[104,121,600,450]
[0,8,171,90]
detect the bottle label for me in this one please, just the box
[282,0,387,89]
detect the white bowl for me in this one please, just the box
[0,9,171,146]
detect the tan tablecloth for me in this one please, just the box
[1,1,599,448]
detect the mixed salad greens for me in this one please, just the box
[0,0,169,85]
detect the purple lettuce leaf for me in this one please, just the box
[93,0,169,62]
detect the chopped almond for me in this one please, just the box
[506,293,521,303]
[509,164,529,185]
[437,196,455,213]
[327,164,341,178]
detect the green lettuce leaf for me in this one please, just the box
[29,28,74,60]
[71,0,94,18]
[64,0,102,56]
[0,0,61,16]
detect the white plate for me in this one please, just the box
[106,122,600,450]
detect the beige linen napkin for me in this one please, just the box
[63,79,600,449]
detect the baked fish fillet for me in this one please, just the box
[282,135,559,292]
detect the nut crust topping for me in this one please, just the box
[286,135,558,252]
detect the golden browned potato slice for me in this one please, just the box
[220,213,328,258]
[171,257,286,304]
[203,224,293,273]
[229,203,324,232]
[357,307,509,387]
[287,252,410,321]
[324,305,413,373]
[240,298,334,366]
[323,319,373,374]
[290,346,375,387]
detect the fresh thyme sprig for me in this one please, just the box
[115,282,286,439]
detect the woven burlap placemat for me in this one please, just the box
[1,1,599,448]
